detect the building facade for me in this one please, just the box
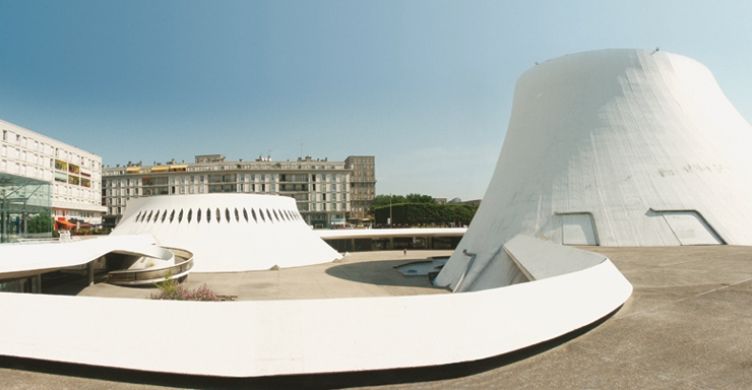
[1,118,106,242]
[344,156,376,222]
[103,154,375,227]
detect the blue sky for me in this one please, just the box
[1,0,751,199]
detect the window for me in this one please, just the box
[266,209,273,223]
[273,209,279,221]
[207,208,211,223]
[233,208,238,222]
[195,208,199,223]
[135,211,142,222]
[153,210,160,222]
[178,209,184,223]
[147,210,154,222]
[216,208,221,223]
[259,209,265,222]
[169,209,175,223]
[243,208,249,222]
[161,210,168,223]
[251,208,258,222]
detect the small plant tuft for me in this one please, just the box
[150,278,221,301]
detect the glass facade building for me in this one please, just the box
[0,172,52,243]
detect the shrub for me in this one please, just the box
[151,279,221,301]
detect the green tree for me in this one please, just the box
[27,213,52,234]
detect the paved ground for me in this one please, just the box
[2,246,752,389]
[76,250,451,300]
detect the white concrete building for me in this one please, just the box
[111,193,342,272]
[437,49,752,292]
[0,118,106,227]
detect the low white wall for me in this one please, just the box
[0,259,631,377]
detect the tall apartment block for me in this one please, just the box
[102,154,375,228]
[0,118,106,241]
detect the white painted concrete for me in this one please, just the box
[0,235,172,279]
[504,235,605,281]
[437,49,752,291]
[0,251,631,377]
[111,193,342,272]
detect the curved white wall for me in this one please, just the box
[0,257,631,377]
[111,194,341,272]
[437,49,752,291]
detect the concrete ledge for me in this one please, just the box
[0,249,631,377]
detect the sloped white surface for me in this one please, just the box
[437,49,752,291]
[0,253,630,377]
[112,194,341,272]
[0,235,171,279]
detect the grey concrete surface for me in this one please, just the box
[2,246,752,389]
[354,246,752,389]
[77,250,452,300]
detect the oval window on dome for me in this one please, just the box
[266,209,273,223]
[207,208,211,223]
[259,209,266,222]
[243,208,249,222]
[147,210,154,222]
[234,208,240,222]
[225,208,230,223]
[161,209,168,223]
[169,209,175,223]
[196,208,201,223]
[188,208,193,223]
[178,209,184,223]
[216,208,221,223]
[252,208,258,222]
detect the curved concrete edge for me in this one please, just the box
[0,235,173,279]
[0,257,631,377]
[317,227,467,240]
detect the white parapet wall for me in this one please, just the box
[436,48,752,292]
[0,237,631,377]
[0,235,173,280]
[111,193,342,272]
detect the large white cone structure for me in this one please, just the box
[436,49,752,292]
[112,194,341,272]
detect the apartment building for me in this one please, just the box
[0,118,106,239]
[103,154,375,227]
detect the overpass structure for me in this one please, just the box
[318,227,466,252]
